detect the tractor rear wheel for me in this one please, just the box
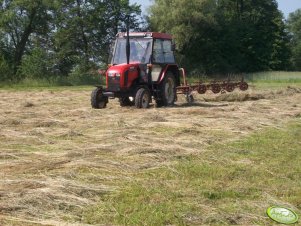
[91,87,108,109]
[135,87,151,109]
[157,72,176,106]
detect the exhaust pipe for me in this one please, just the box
[126,15,130,65]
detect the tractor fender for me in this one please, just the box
[158,64,180,86]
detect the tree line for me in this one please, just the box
[0,0,142,82]
[0,0,301,83]
[149,0,301,74]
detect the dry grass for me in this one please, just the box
[0,84,300,225]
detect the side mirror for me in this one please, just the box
[109,42,115,54]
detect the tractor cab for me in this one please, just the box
[111,32,175,65]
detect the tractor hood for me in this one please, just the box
[106,63,139,76]
[105,63,141,91]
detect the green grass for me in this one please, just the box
[0,74,105,90]
[0,83,93,91]
[251,82,301,90]
[185,71,301,84]
[83,119,301,225]
[246,71,301,83]
[1,71,301,90]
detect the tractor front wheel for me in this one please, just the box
[91,87,108,109]
[135,87,151,109]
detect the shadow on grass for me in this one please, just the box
[175,102,229,108]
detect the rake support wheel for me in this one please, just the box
[186,94,194,104]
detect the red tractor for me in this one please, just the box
[91,31,248,109]
[91,31,181,109]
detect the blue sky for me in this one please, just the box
[130,0,301,18]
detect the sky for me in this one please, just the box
[130,0,301,18]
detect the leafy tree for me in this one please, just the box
[287,9,301,70]
[0,54,13,81]
[216,0,291,72]
[0,35,14,80]
[149,0,291,74]
[19,47,52,79]
[53,0,142,76]
[0,0,143,81]
[0,0,56,78]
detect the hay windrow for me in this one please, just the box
[203,86,301,102]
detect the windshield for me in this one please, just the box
[112,38,153,64]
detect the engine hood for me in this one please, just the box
[107,63,140,74]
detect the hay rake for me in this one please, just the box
[176,68,249,102]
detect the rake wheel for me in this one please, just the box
[211,84,221,94]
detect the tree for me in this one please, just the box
[53,0,142,76]
[0,0,143,81]
[0,0,56,79]
[287,9,301,70]
[216,0,291,72]
[19,47,52,79]
[149,0,291,74]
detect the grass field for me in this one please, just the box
[82,120,301,225]
[0,77,301,225]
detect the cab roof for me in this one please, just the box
[117,32,172,40]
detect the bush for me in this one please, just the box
[18,48,53,80]
[68,63,102,86]
[0,55,13,81]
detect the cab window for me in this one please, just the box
[153,39,175,64]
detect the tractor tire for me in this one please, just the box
[119,97,134,107]
[157,72,176,106]
[135,87,151,109]
[91,87,108,109]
